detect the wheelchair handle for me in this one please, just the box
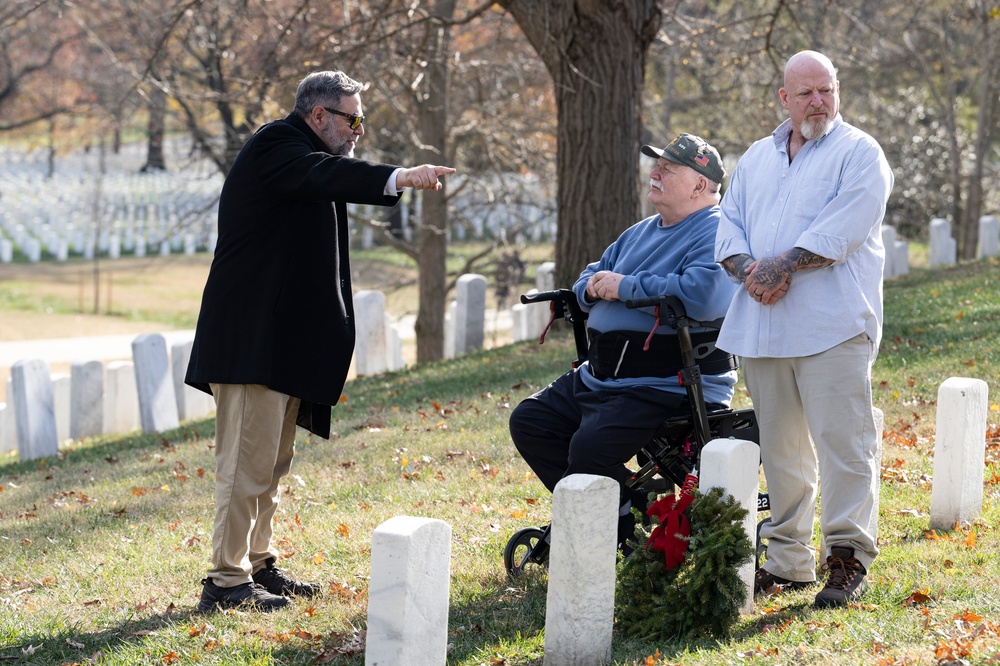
[520,288,589,364]
[625,294,725,330]
[520,288,575,305]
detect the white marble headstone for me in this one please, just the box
[0,402,16,454]
[930,377,989,530]
[354,290,388,377]
[51,373,71,443]
[544,474,618,665]
[880,226,897,278]
[11,359,59,460]
[929,217,957,267]
[104,361,140,434]
[701,439,759,614]
[170,339,213,421]
[979,215,999,259]
[365,516,451,666]
[131,333,180,434]
[70,360,104,440]
[454,273,487,355]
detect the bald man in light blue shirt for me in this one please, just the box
[716,50,893,609]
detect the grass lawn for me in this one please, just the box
[1,254,999,665]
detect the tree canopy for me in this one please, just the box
[1,0,998,355]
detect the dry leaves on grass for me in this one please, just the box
[311,629,366,663]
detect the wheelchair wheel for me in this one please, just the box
[504,527,549,577]
[755,517,771,570]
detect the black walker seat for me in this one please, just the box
[503,289,770,577]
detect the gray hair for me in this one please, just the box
[292,71,368,118]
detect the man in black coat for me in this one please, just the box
[186,70,454,612]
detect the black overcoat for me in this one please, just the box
[185,113,401,437]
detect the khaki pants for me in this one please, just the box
[745,333,880,582]
[206,384,300,587]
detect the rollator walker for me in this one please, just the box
[503,289,771,577]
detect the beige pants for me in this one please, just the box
[745,333,880,582]
[207,383,300,587]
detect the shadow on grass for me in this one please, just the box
[0,417,217,552]
[0,607,205,665]
[260,572,550,665]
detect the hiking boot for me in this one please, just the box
[754,567,814,597]
[252,558,321,597]
[814,546,868,608]
[197,578,290,612]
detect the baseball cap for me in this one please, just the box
[641,133,726,184]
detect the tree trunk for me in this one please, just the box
[141,80,167,172]
[960,8,999,259]
[413,0,457,363]
[499,0,661,286]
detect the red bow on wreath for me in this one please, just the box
[645,470,699,569]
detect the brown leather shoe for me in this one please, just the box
[814,546,868,608]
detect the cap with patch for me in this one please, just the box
[641,133,726,184]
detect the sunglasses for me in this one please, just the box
[322,107,365,130]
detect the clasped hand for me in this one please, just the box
[586,270,624,301]
[744,258,792,305]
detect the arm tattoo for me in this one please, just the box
[786,247,834,271]
[721,253,754,283]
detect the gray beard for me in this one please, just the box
[801,116,833,141]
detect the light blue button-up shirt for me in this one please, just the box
[714,115,894,358]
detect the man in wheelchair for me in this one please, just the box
[509,133,741,552]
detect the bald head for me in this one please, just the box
[784,51,837,86]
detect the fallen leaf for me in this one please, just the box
[956,610,984,623]
[903,588,934,606]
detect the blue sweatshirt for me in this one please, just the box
[572,205,738,405]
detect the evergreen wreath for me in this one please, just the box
[615,486,753,641]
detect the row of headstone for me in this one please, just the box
[926,215,1000,268]
[0,335,213,460]
[2,148,558,266]
[352,264,558,379]
[3,262,542,452]
[882,216,1000,279]
[352,174,557,250]
[363,381,996,664]
[0,155,224,263]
